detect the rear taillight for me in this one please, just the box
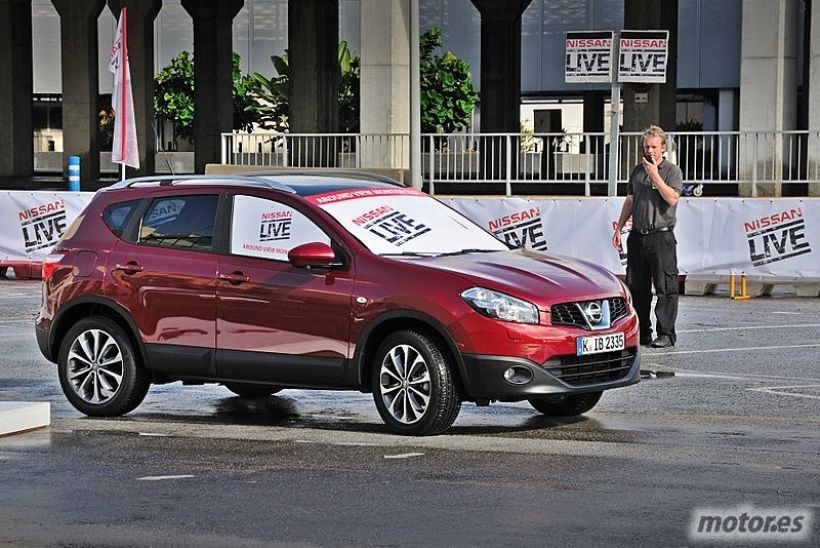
[41,253,66,281]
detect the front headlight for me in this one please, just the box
[461,287,539,324]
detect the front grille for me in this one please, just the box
[550,297,628,329]
[550,302,586,327]
[544,348,636,386]
[607,297,627,322]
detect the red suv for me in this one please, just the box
[36,173,640,435]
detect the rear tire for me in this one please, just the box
[528,391,603,417]
[57,316,150,417]
[223,383,282,398]
[372,329,461,436]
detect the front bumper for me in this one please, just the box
[459,346,641,401]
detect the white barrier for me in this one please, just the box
[0,402,50,437]
[445,197,820,279]
[0,192,94,275]
[2,191,819,295]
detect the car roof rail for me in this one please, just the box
[102,174,297,193]
[239,169,405,187]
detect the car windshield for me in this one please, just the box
[307,187,509,256]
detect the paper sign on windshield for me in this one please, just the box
[308,188,507,255]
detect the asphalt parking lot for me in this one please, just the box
[1,278,818,546]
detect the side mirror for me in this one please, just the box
[288,242,341,269]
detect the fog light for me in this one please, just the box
[503,366,533,385]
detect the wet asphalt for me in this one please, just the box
[0,279,818,546]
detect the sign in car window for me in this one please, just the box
[231,195,330,261]
[307,187,508,255]
[145,198,186,226]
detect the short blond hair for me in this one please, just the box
[642,125,666,146]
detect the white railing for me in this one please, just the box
[220,133,411,171]
[221,130,820,196]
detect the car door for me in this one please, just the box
[106,192,221,378]
[215,193,354,387]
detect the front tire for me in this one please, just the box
[528,391,603,417]
[371,330,461,436]
[57,316,150,416]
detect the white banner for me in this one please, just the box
[446,197,820,278]
[2,192,819,279]
[0,192,94,262]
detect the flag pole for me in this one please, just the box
[119,5,127,182]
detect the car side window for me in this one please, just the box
[230,195,330,261]
[138,195,219,251]
[102,199,141,238]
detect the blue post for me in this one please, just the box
[67,156,80,192]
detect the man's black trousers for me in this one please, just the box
[626,230,679,343]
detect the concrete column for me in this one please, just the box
[0,0,34,177]
[181,0,243,173]
[470,0,532,133]
[808,0,820,196]
[289,0,339,133]
[52,0,106,185]
[622,0,678,134]
[288,0,339,167]
[739,0,799,197]
[718,89,736,176]
[470,0,532,183]
[108,0,161,177]
[360,0,410,168]
[582,92,606,175]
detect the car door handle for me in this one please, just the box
[112,262,144,274]
[218,271,250,285]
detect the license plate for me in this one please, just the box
[576,332,625,356]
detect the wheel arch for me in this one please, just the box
[352,310,470,395]
[49,297,148,368]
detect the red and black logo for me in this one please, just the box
[743,208,812,266]
[353,206,431,247]
[18,200,67,252]
[488,208,547,250]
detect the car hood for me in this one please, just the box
[405,248,624,310]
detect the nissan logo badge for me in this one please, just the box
[584,301,603,324]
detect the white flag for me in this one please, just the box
[109,7,139,170]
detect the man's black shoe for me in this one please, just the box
[640,336,653,346]
[650,335,674,348]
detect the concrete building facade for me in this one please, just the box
[0,0,817,193]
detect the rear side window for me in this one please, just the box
[139,195,219,251]
[102,200,140,237]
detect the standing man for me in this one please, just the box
[613,125,683,348]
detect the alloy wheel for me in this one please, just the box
[66,329,124,405]
[377,344,432,425]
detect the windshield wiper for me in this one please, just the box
[382,249,501,258]
[380,251,440,257]
[434,248,500,257]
